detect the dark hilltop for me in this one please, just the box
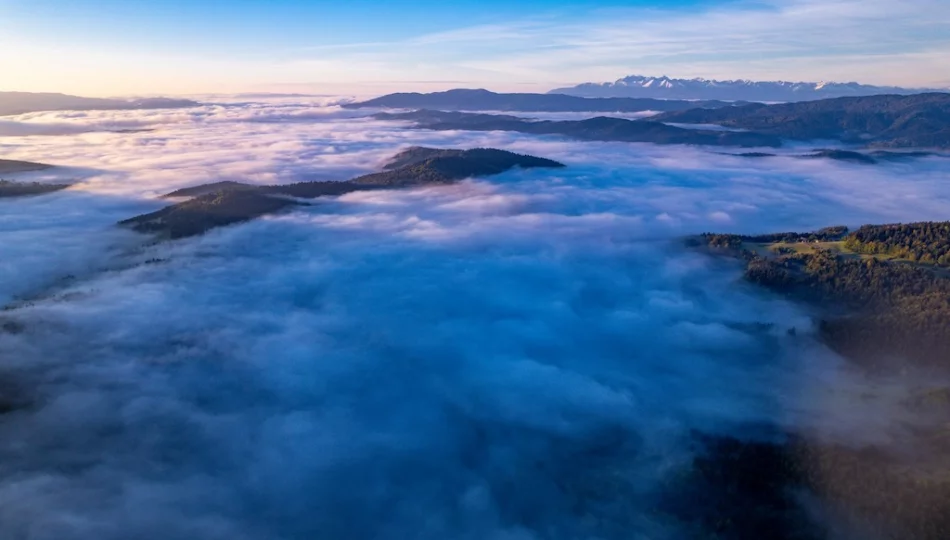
[0,158,53,174]
[345,88,746,113]
[373,93,950,152]
[654,93,950,148]
[376,110,783,147]
[121,147,565,239]
[0,159,71,198]
[0,91,199,116]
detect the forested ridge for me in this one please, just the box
[689,222,950,540]
[0,179,70,198]
[704,226,849,248]
[343,88,743,113]
[377,110,784,147]
[654,93,950,148]
[122,147,564,238]
[843,222,950,265]
[745,249,950,366]
[701,223,950,367]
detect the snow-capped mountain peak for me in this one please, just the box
[550,75,944,101]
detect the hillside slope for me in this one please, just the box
[345,88,743,113]
[654,93,950,148]
[0,92,198,116]
[121,147,565,238]
[377,110,782,147]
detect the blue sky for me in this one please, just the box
[5,0,711,52]
[1,0,948,96]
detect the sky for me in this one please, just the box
[1,0,949,96]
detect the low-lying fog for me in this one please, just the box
[1,99,949,539]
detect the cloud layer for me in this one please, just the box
[1,100,950,538]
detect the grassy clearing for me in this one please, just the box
[746,240,950,278]
[746,240,848,258]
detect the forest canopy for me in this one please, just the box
[843,222,950,266]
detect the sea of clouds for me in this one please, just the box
[1,99,949,539]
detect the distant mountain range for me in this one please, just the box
[0,92,199,116]
[379,93,950,150]
[550,75,947,102]
[344,89,744,113]
[653,93,950,148]
[376,110,782,148]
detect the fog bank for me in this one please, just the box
[2,98,950,539]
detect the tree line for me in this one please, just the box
[843,222,950,266]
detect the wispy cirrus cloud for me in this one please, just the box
[268,0,950,94]
[3,0,947,95]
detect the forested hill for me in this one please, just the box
[0,180,70,198]
[699,221,950,368]
[344,89,742,113]
[843,222,950,265]
[694,223,950,540]
[653,93,950,148]
[0,160,67,198]
[0,92,198,116]
[376,110,782,147]
[121,147,565,239]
